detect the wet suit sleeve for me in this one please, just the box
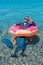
[29,20,36,26]
[16,22,23,26]
[31,21,36,26]
[16,23,21,25]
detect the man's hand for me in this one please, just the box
[13,24,16,26]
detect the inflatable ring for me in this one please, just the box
[9,25,38,37]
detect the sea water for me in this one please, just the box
[0,0,43,65]
[0,0,43,30]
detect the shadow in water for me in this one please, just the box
[25,35,40,45]
[21,35,40,54]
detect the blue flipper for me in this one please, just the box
[1,37,13,49]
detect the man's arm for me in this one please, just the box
[16,23,21,25]
[31,21,36,26]
[13,23,21,26]
[29,19,36,26]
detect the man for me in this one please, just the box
[20,16,36,29]
[11,16,36,58]
[14,16,36,29]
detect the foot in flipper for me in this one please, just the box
[11,54,18,58]
[1,37,13,49]
[21,52,27,57]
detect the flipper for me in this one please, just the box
[1,37,13,49]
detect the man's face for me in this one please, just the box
[24,18,30,22]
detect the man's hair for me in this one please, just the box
[24,16,29,19]
[26,16,29,18]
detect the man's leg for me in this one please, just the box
[21,41,27,57]
[11,47,18,58]
[11,37,23,58]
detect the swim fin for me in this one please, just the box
[1,37,13,49]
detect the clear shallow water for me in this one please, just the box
[0,0,43,30]
[0,0,43,45]
[0,0,43,65]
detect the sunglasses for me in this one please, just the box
[24,18,29,20]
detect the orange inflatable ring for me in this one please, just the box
[9,25,38,37]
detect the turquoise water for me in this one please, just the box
[0,0,43,47]
[0,0,43,65]
[0,0,43,31]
